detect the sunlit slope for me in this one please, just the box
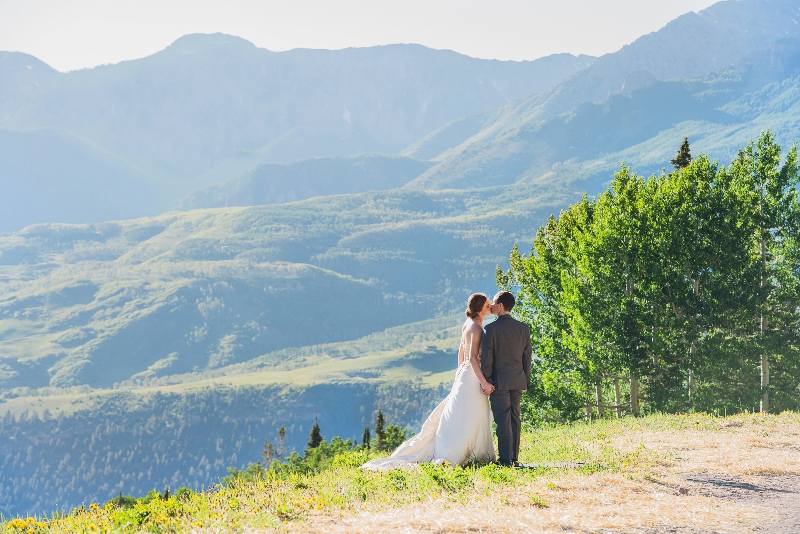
[408,39,800,192]
[473,0,800,135]
[0,184,571,390]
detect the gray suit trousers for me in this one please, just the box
[490,389,522,464]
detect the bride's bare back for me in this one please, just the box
[459,319,493,395]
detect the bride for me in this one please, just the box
[362,293,497,470]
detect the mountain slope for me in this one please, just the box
[176,154,435,210]
[508,0,800,125]
[409,0,800,187]
[0,129,157,231]
[407,38,800,191]
[0,183,573,390]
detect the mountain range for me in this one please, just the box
[0,37,592,231]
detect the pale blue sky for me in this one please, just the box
[0,0,719,72]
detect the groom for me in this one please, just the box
[481,291,532,467]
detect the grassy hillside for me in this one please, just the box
[4,412,799,531]
[0,183,573,390]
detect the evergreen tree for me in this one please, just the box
[374,410,387,451]
[306,418,322,451]
[277,426,287,461]
[361,426,371,450]
[671,137,692,170]
[162,487,170,500]
[261,440,275,464]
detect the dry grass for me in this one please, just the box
[614,412,800,477]
[292,412,800,533]
[307,474,762,533]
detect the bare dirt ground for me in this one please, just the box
[297,414,800,533]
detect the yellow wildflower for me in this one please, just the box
[8,518,27,529]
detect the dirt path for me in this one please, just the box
[674,474,800,533]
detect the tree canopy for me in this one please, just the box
[500,131,800,420]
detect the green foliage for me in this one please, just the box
[503,132,800,421]
[330,449,374,469]
[107,492,137,509]
[478,463,516,485]
[419,463,473,492]
[384,424,407,451]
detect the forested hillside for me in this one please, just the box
[176,154,435,210]
[0,381,447,516]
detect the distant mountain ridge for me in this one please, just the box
[0,37,593,231]
[510,0,800,124]
[405,0,800,191]
[409,33,800,190]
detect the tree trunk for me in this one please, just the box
[761,352,770,413]
[596,383,604,418]
[630,377,640,415]
[614,378,622,418]
[586,387,593,421]
[689,344,697,411]
[759,227,769,413]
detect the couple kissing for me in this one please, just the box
[363,291,532,470]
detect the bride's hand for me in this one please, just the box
[481,382,495,395]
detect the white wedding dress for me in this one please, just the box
[362,329,496,470]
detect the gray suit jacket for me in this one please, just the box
[481,314,532,391]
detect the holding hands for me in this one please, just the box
[481,381,495,396]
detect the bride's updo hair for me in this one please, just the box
[465,293,488,319]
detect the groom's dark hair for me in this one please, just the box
[494,291,515,312]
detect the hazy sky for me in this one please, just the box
[0,0,720,72]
